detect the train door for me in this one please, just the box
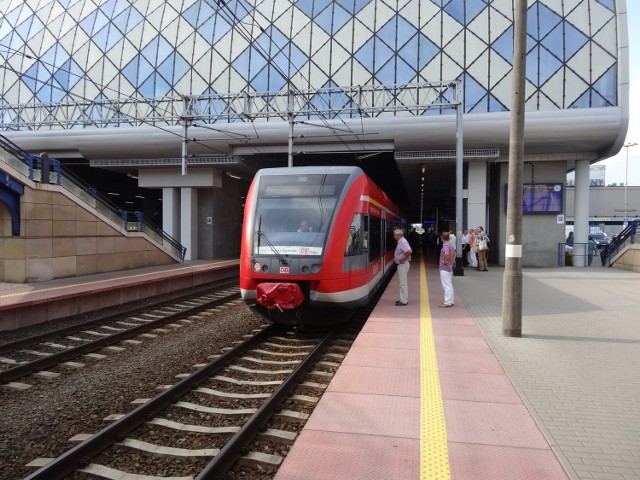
[381,215,389,275]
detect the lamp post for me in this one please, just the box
[623,142,638,222]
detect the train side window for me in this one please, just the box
[363,215,369,251]
[369,216,381,261]
[345,213,363,256]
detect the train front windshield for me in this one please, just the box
[253,172,350,256]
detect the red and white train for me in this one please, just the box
[240,166,406,325]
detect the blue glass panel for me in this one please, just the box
[596,0,615,12]
[295,0,315,18]
[536,2,561,40]
[97,24,123,52]
[488,93,507,112]
[183,1,203,27]
[593,65,616,106]
[99,0,127,18]
[444,0,465,24]
[250,66,269,91]
[15,15,44,43]
[267,68,287,91]
[590,89,609,107]
[288,47,308,73]
[232,48,251,79]
[122,56,141,84]
[466,0,488,23]
[249,47,268,75]
[469,93,488,112]
[570,90,590,108]
[314,5,334,34]
[138,73,156,97]
[156,53,175,83]
[541,24,563,60]
[525,45,539,85]
[354,38,375,73]
[141,36,173,64]
[216,15,235,43]
[395,57,417,84]
[85,9,110,35]
[417,35,439,70]
[53,58,83,90]
[155,75,171,97]
[563,21,588,60]
[526,33,537,54]
[374,39,394,71]
[537,46,562,84]
[272,51,292,76]
[332,4,352,31]
[354,0,370,14]
[378,18,400,48]
[492,26,512,64]
[376,58,396,85]
[0,18,13,41]
[39,82,64,102]
[92,25,110,52]
[463,73,487,113]
[112,7,144,34]
[22,63,42,93]
[156,37,173,63]
[393,16,415,48]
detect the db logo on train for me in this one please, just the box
[279,266,290,274]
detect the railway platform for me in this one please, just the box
[276,256,640,480]
[0,259,238,331]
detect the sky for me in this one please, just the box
[591,3,639,185]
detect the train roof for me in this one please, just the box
[254,166,365,177]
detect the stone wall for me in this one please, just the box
[0,182,176,283]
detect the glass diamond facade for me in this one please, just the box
[0,0,620,129]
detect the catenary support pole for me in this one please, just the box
[502,0,527,337]
[453,81,465,276]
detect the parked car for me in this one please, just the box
[590,232,610,248]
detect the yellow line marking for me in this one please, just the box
[0,261,237,300]
[420,257,451,479]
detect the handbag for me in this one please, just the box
[477,239,486,251]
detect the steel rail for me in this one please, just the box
[0,291,240,385]
[197,327,336,479]
[24,324,278,480]
[0,279,238,354]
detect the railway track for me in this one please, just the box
[0,285,241,388]
[23,320,362,479]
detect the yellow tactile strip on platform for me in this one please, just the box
[420,258,451,479]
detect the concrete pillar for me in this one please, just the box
[573,159,590,267]
[467,161,487,230]
[180,187,198,261]
[162,188,180,239]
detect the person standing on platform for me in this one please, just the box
[588,235,597,266]
[438,231,455,307]
[461,228,470,266]
[468,228,478,268]
[393,229,412,306]
[475,226,490,271]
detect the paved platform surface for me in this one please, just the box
[456,265,640,480]
[277,259,640,480]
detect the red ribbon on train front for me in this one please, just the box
[256,283,304,311]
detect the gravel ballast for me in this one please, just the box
[0,303,265,480]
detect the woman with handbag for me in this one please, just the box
[468,228,478,268]
[475,226,490,271]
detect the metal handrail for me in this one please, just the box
[1,133,186,260]
[600,221,638,267]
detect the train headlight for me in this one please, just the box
[301,265,309,273]
[311,263,321,273]
[253,262,262,272]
